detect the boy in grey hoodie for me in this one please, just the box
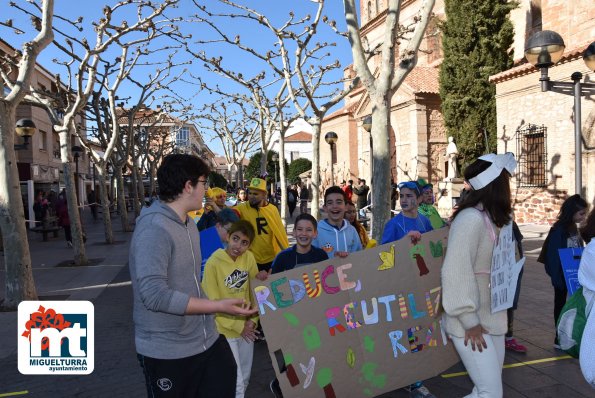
[313,186,362,258]
[129,154,256,397]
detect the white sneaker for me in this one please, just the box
[67,241,73,248]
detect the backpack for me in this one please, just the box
[557,287,588,358]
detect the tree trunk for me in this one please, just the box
[0,102,37,308]
[97,166,114,244]
[278,137,287,226]
[115,168,131,232]
[131,164,141,218]
[370,98,392,241]
[59,132,88,266]
[309,118,322,220]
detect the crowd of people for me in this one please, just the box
[129,153,595,398]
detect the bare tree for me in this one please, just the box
[193,0,359,220]
[0,0,54,308]
[196,98,259,187]
[343,0,435,239]
[10,0,181,263]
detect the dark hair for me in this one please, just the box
[324,186,346,204]
[228,220,255,243]
[348,180,353,184]
[216,208,240,225]
[580,208,595,243]
[452,158,512,227]
[555,194,588,233]
[294,213,318,230]
[157,154,210,202]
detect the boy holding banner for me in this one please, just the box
[381,180,435,398]
[202,220,264,398]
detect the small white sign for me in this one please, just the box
[490,223,525,313]
[18,301,94,375]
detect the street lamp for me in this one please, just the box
[272,153,279,203]
[362,115,373,184]
[324,131,338,185]
[72,145,83,203]
[524,31,595,195]
[15,118,36,150]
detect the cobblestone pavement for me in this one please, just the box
[1,210,593,397]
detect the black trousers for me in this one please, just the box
[138,335,237,398]
[554,286,568,340]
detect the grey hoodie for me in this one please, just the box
[129,201,219,359]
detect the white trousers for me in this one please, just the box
[451,334,505,398]
[227,337,254,398]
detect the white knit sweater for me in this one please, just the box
[441,207,507,338]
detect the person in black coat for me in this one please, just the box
[352,178,369,218]
[538,194,588,347]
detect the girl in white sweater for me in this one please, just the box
[441,153,516,398]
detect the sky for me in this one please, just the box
[1,0,357,156]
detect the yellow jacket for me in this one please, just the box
[201,248,259,338]
[235,202,289,264]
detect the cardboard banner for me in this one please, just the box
[252,228,459,398]
[490,223,525,313]
[558,247,584,296]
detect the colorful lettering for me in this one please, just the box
[407,325,424,352]
[321,265,340,294]
[408,293,427,319]
[254,286,276,315]
[336,264,356,291]
[325,307,346,336]
[271,277,293,308]
[426,321,438,347]
[360,298,379,325]
[398,294,409,319]
[289,279,306,304]
[388,330,408,358]
[303,270,322,298]
[343,302,362,330]
[378,295,396,322]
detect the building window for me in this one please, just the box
[367,1,372,21]
[516,124,547,187]
[39,130,47,151]
[375,0,380,14]
[290,151,300,162]
[53,132,61,159]
[176,126,189,147]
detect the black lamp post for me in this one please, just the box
[272,153,279,203]
[524,31,595,195]
[72,145,83,202]
[362,115,373,184]
[324,131,338,185]
[15,118,36,150]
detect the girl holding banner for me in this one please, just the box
[441,153,516,398]
[539,194,587,348]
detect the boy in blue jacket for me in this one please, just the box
[313,186,362,258]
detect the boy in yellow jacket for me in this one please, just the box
[202,220,266,398]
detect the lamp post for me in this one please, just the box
[362,115,373,184]
[72,145,83,204]
[15,118,36,150]
[272,153,279,204]
[324,131,338,185]
[524,31,595,195]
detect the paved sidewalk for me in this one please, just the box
[0,213,593,397]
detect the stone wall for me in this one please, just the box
[512,188,568,224]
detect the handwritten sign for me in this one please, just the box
[490,223,525,313]
[252,229,458,398]
[558,247,584,295]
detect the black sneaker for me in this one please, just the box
[270,378,284,398]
